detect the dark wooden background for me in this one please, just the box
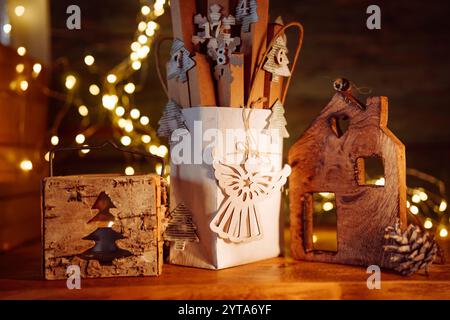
[48,0,450,186]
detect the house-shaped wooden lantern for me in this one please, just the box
[288,94,407,268]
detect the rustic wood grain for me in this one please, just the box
[166,62,191,108]
[215,53,244,107]
[0,44,47,251]
[170,0,196,52]
[1,240,449,299]
[188,53,217,107]
[288,94,407,268]
[42,174,167,279]
[240,0,269,108]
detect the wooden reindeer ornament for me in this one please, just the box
[288,83,407,268]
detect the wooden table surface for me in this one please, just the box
[1,240,450,300]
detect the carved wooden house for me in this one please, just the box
[288,94,406,267]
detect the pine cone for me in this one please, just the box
[383,221,438,276]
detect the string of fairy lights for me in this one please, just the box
[312,173,449,240]
[2,0,169,177]
[2,1,448,238]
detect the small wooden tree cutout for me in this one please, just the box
[157,99,188,139]
[267,99,289,138]
[167,39,195,83]
[263,19,291,83]
[79,228,132,265]
[87,191,116,223]
[236,0,258,33]
[164,203,199,250]
[79,191,132,265]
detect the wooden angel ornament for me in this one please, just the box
[288,86,407,268]
[210,157,291,243]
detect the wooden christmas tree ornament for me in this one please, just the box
[288,92,407,268]
[266,99,289,138]
[157,99,188,139]
[164,203,200,250]
[263,19,291,83]
[264,17,287,108]
[42,142,168,279]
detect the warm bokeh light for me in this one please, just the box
[65,75,77,90]
[411,194,421,203]
[138,35,148,45]
[115,106,125,117]
[19,80,28,91]
[130,108,140,119]
[439,200,447,212]
[17,46,26,56]
[2,24,12,34]
[89,84,100,95]
[124,82,135,94]
[19,160,33,171]
[118,118,127,128]
[155,163,163,175]
[125,166,135,176]
[16,63,25,73]
[131,61,142,70]
[419,191,428,201]
[84,55,95,66]
[124,120,134,133]
[323,202,334,212]
[15,5,25,17]
[102,94,118,110]
[141,5,151,15]
[424,219,433,229]
[75,134,85,144]
[140,116,149,126]
[78,105,88,117]
[32,63,42,76]
[106,74,117,84]
[50,136,59,146]
[121,136,132,146]
[141,135,151,144]
[149,145,158,155]
[157,145,168,157]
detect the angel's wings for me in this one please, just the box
[210,160,291,243]
[212,160,291,202]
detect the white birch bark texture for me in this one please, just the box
[43,174,167,279]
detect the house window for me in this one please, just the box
[356,156,385,186]
[309,192,338,252]
[329,114,350,138]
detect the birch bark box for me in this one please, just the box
[42,174,167,279]
[168,107,288,269]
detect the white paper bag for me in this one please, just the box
[168,107,286,269]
